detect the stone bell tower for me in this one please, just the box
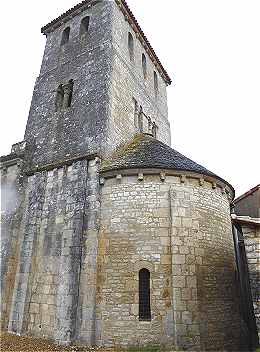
[1,0,246,350]
[1,0,172,346]
[24,0,172,170]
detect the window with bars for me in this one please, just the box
[139,268,151,321]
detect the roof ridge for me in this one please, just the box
[234,184,260,203]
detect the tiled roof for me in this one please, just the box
[101,133,233,190]
[234,184,260,203]
[41,0,171,85]
[41,0,94,34]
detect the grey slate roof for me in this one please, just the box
[101,133,233,189]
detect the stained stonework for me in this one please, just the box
[0,0,247,351]
[97,176,173,347]
[1,161,23,331]
[23,0,171,170]
[2,158,100,344]
[97,172,241,350]
[167,180,240,351]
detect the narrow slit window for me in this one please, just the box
[133,98,138,128]
[55,80,74,111]
[61,27,70,46]
[142,54,147,79]
[139,269,151,321]
[55,85,64,112]
[80,16,90,36]
[152,122,157,138]
[154,71,158,96]
[138,106,143,133]
[63,79,74,109]
[128,32,134,62]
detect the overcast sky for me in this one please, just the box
[1,0,259,197]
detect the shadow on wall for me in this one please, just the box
[196,253,242,351]
[1,183,19,215]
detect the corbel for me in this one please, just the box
[138,173,144,181]
[180,175,186,184]
[199,177,204,186]
[160,172,166,182]
[116,174,122,182]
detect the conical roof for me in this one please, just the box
[101,134,233,190]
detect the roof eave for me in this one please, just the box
[234,184,260,203]
[100,166,235,200]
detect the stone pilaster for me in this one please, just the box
[76,157,101,345]
[8,173,47,334]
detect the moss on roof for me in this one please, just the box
[101,133,233,191]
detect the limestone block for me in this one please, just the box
[172,255,186,265]
[186,276,197,288]
[172,276,186,288]
[182,311,193,325]
[161,255,171,264]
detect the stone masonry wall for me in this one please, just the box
[76,158,101,345]
[6,158,100,345]
[24,1,113,168]
[168,177,241,351]
[1,162,24,330]
[98,174,174,347]
[106,2,171,155]
[98,172,241,350]
[24,0,171,170]
[242,224,260,338]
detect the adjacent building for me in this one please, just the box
[233,185,260,343]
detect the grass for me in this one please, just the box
[127,346,176,352]
[127,347,161,352]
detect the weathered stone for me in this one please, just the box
[0,0,245,351]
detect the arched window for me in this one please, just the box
[128,32,134,62]
[80,16,90,36]
[55,80,74,111]
[154,71,158,96]
[139,269,151,321]
[61,27,70,46]
[142,54,147,79]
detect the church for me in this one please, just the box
[0,0,257,350]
